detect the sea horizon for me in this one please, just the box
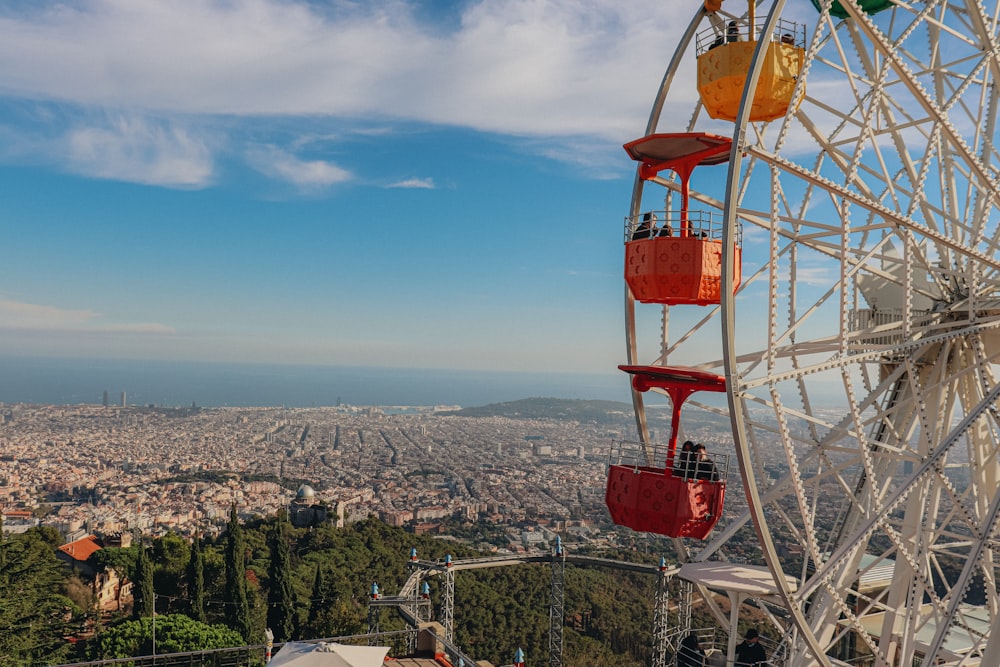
[0,356,631,409]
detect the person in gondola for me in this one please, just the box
[734,628,767,666]
[632,212,655,240]
[691,443,720,482]
[657,220,674,237]
[676,632,706,667]
[727,20,740,43]
[675,441,696,479]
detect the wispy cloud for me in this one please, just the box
[387,177,435,189]
[0,296,174,334]
[65,114,213,187]
[245,144,352,188]
[0,297,98,328]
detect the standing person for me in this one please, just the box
[676,632,706,667]
[692,443,720,482]
[734,629,767,666]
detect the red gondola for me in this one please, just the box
[606,365,728,539]
[623,133,742,305]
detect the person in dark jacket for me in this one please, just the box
[691,443,720,482]
[726,20,740,42]
[734,628,767,666]
[675,441,695,479]
[676,632,705,667]
[632,212,656,240]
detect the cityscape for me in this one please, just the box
[0,399,744,549]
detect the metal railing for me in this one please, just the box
[671,626,787,666]
[696,17,806,55]
[847,308,932,351]
[609,439,730,483]
[625,210,742,245]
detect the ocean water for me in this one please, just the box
[0,356,630,408]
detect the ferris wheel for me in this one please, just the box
[606,0,1000,664]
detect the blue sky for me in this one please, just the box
[0,0,687,375]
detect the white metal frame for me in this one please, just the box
[625,0,1000,664]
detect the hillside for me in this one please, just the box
[3,518,670,667]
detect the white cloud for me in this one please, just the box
[0,296,174,334]
[65,115,213,187]
[387,177,435,189]
[245,144,352,188]
[0,0,678,139]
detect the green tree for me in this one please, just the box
[0,527,84,666]
[225,504,252,641]
[88,545,139,581]
[89,614,244,659]
[304,564,327,638]
[187,537,206,623]
[134,543,155,620]
[153,532,190,611]
[266,519,296,642]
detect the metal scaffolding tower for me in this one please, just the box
[652,562,671,667]
[549,538,566,667]
[367,604,381,642]
[407,573,422,654]
[678,577,692,634]
[441,566,455,642]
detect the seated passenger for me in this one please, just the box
[727,21,740,42]
[691,443,720,482]
[677,632,707,667]
[675,441,695,479]
[657,222,673,237]
[632,212,655,240]
[780,32,794,45]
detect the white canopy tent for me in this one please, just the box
[269,642,390,667]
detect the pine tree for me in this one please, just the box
[305,564,326,638]
[266,519,296,642]
[224,504,252,641]
[187,536,205,623]
[135,543,155,619]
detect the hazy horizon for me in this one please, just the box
[0,355,633,409]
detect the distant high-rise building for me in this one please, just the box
[120,391,126,407]
[102,391,109,407]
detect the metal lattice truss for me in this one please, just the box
[549,547,566,667]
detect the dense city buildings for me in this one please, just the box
[0,404,591,543]
[0,401,757,556]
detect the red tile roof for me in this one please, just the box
[57,535,102,562]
